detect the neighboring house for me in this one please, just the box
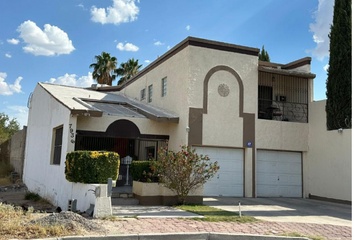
[23,37,351,210]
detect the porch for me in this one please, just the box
[75,119,169,187]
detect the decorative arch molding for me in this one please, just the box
[106,119,141,138]
[202,65,244,117]
[188,65,256,197]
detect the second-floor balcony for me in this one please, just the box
[258,70,310,123]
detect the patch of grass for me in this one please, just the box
[0,204,78,240]
[176,204,258,223]
[101,215,118,221]
[0,162,14,178]
[0,177,12,186]
[280,232,326,240]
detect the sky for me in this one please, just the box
[0,0,335,127]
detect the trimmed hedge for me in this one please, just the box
[130,161,157,182]
[65,151,120,184]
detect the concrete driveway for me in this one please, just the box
[203,197,351,227]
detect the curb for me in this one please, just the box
[16,232,311,240]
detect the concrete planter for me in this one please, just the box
[132,180,203,205]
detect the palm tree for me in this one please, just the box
[89,52,118,86]
[116,58,142,85]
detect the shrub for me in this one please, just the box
[152,145,220,205]
[65,151,120,184]
[24,192,41,202]
[130,161,158,182]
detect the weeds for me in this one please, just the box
[0,162,14,178]
[24,192,41,202]
[0,177,12,186]
[24,192,51,205]
[0,203,78,240]
[281,232,326,240]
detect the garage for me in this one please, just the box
[194,147,244,197]
[257,150,302,197]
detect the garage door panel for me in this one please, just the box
[289,163,302,174]
[258,186,278,197]
[257,150,302,197]
[279,152,301,163]
[258,150,278,161]
[195,147,244,197]
[258,174,278,185]
[258,161,277,173]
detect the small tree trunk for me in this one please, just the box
[177,194,186,205]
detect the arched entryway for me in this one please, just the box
[75,119,169,186]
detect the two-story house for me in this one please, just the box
[23,37,351,210]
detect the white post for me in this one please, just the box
[125,164,130,186]
[239,201,242,217]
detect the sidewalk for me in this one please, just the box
[95,218,352,240]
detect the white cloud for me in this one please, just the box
[17,20,75,56]
[167,45,171,50]
[116,42,139,51]
[0,72,23,95]
[323,63,329,71]
[154,41,164,46]
[144,60,150,63]
[307,0,334,60]
[5,53,12,58]
[186,25,190,31]
[0,40,3,45]
[48,72,94,87]
[6,105,28,128]
[91,0,139,25]
[7,38,20,45]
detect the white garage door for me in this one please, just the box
[195,147,243,197]
[257,150,302,197]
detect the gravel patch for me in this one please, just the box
[29,211,103,232]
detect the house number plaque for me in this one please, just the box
[69,124,75,144]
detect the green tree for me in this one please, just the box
[116,58,142,85]
[258,45,270,62]
[326,0,352,130]
[0,113,20,144]
[151,145,219,205]
[89,52,118,86]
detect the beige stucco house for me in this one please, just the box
[23,37,351,210]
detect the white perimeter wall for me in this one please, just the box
[305,100,351,201]
[23,85,97,211]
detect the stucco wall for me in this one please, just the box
[9,127,27,176]
[23,85,75,210]
[117,47,191,150]
[305,100,351,201]
[256,120,309,151]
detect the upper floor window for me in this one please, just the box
[141,88,146,101]
[162,77,167,97]
[148,85,153,103]
[52,125,63,165]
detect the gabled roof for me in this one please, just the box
[38,83,179,123]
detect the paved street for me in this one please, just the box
[203,197,352,226]
[97,218,352,240]
[104,197,352,239]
